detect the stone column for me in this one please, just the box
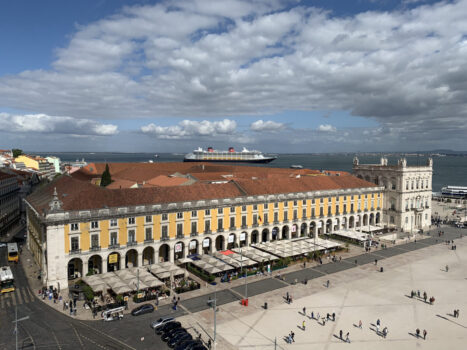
[102,258,108,273]
[154,248,159,264]
[138,251,144,267]
[183,244,189,259]
[83,260,89,276]
[169,247,174,263]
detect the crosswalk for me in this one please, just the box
[0,286,36,309]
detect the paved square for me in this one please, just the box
[232,278,286,298]
[214,235,467,349]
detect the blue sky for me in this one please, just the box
[1,0,466,152]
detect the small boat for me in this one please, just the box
[290,165,304,169]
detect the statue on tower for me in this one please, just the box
[353,156,359,166]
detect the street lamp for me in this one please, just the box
[207,287,218,350]
[12,306,29,350]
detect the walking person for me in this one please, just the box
[326,280,330,288]
[332,312,335,321]
[376,319,380,327]
[345,332,350,343]
[339,329,343,340]
[311,311,314,319]
[446,265,449,272]
[358,320,362,329]
[303,307,306,315]
[302,320,306,330]
[416,328,420,338]
[423,329,427,340]
[423,292,427,303]
[383,327,388,338]
[376,324,380,334]
[291,331,295,342]
[457,309,460,318]
[375,259,378,265]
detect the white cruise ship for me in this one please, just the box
[184,147,276,163]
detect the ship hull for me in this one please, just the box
[183,157,276,164]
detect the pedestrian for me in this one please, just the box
[346,332,350,343]
[326,313,330,320]
[316,312,320,321]
[339,329,343,339]
[417,290,420,298]
[303,307,306,315]
[339,256,342,262]
[423,292,427,303]
[446,265,449,272]
[73,298,77,308]
[332,312,335,321]
[291,331,295,342]
[290,295,293,303]
[423,329,427,340]
[457,309,460,318]
[376,324,380,334]
[383,327,388,338]
[311,311,314,319]
[302,320,306,330]
[454,309,457,318]
[207,339,212,349]
[376,319,380,327]
[326,280,330,288]
[358,320,362,329]
[375,259,378,265]
[416,328,420,338]
[286,292,289,303]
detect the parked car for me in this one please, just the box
[156,321,182,335]
[162,328,187,342]
[168,332,192,348]
[190,345,207,350]
[184,341,205,350]
[151,317,175,329]
[131,304,154,316]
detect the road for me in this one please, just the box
[0,227,463,349]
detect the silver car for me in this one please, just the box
[151,316,175,329]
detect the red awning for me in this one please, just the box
[219,250,234,255]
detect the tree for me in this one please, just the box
[12,149,23,158]
[100,164,112,187]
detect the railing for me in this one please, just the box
[160,236,170,241]
[90,246,101,252]
[230,226,236,230]
[176,234,184,239]
[283,219,289,223]
[241,225,248,229]
[144,238,154,243]
[190,232,198,237]
[109,243,120,249]
[204,230,212,234]
[252,223,259,227]
[127,241,137,247]
[70,248,81,255]
[217,228,224,233]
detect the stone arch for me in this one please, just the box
[356,215,361,228]
[125,249,138,268]
[369,213,375,225]
[188,239,199,255]
[281,225,289,240]
[291,224,299,239]
[261,228,269,242]
[159,244,170,262]
[363,214,369,226]
[300,223,307,237]
[309,221,316,236]
[341,217,347,230]
[227,233,236,249]
[240,232,248,247]
[271,227,280,241]
[174,241,185,260]
[333,218,340,231]
[376,212,381,224]
[318,220,325,235]
[67,257,83,279]
[251,230,259,244]
[349,216,355,229]
[326,219,333,234]
[202,237,211,254]
[107,252,121,272]
[142,246,155,265]
[215,235,225,251]
[88,255,102,275]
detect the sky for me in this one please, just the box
[1,0,466,153]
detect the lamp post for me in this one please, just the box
[13,306,29,350]
[207,287,218,350]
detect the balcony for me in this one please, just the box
[144,238,154,244]
[176,234,184,239]
[230,226,236,230]
[161,235,170,241]
[241,225,248,229]
[273,221,279,224]
[90,246,101,252]
[127,241,137,247]
[108,243,120,249]
[293,218,298,222]
[69,248,81,255]
[190,232,198,237]
[204,230,212,235]
[217,228,224,233]
[252,223,259,227]
[283,219,289,223]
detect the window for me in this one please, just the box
[343,204,347,213]
[411,181,414,190]
[312,198,315,204]
[128,217,135,225]
[177,212,183,219]
[350,204,354,212]
[406,181,409,190]
[284,211,288,221]
[128,229,136,243]
[218,218,223,230]
[110,219,118,227]
[390,216,395,224]
[70,223,79,231]
[230,207,235,213]
[319,207,324,216]
[293,200,297,206]
[161,225,168,239]
[145,215,152,223]
[263,213,268,223]
[274,202,279,209]
[293,210,297,220]
[230,217,235,228]
[205,220,210,232]
[253,204,258,211]
[283,201,288,208]
[71,237,79,251]
[253,214,258,225]
[242,205,246,212]
[161,213,168,221]
[274,212,278,222]
[311,208,315,218]
[91,234,99,248]
[405,217,408,224]
[191,210,197,217]
[218,207,223,214]
[191,222,197,234]
[302,199,306,205]
[242,215,247,227]
[327,206,331,215]
[110,232,118,245]
[177,223,183,237]
[145,227,153,240]
[205,209,211,216]
[91,221,99,229]
[264,203,268,210]
[302,208,306,218]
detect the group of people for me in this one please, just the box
[410,290,435,305]
[415,328,428,340]
[374,319,389,338]
[285,292,293,304]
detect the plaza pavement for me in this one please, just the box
[185,228,466,349]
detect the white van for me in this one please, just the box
[102,307,124,321]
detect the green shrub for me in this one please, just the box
[82,285,94,301]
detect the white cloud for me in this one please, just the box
[0,113,118,136]
[250,119,285,132]
[317,124,337,132]
[141,119,237,139]
[1,0,467,148]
